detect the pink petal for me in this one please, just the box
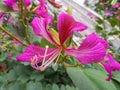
[34,0,48,18]
[24,0,32,6]
[58,12,87,44]
[78,33,110,49]
[39,0,47,6]
[65,33,106,64]
[17,44,57,62]
[101,54,120,81]
[34,6,48,18]
[31,17,57,45]
[0,12,4,22]
[4,0,18,10]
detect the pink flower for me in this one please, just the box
[0,12,12,23]
[3,0,19,10]
[12,39,22,46]
[87,12,98,20]
[0,12,4,21]
[33,0,49,18]
[104,10,112,16]
[116,16,120,20]
[17,12,108,70]
[101,54,120,81]
[7,54,13,59]
[111,2,120,8]
[100,2,106,6]
[23,0,32,6]
[3,0,32,10]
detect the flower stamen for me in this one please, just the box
[52,55,60,68]
[42,45,49,65]
[31,55,39,70]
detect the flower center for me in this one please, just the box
[30,45,62,71]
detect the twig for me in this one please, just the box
[0,26,28,46]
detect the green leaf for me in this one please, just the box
[0,76,7,84]
[0,52,8,61]
[28,25,42,44]
[66,67,97,90]
[84,69,117,90]
[52,84,59,90]
[17,74,29,84]
[26,81,42,90]
[0,2,13,12]
[108,30,120,35]
[65,85,75,90]
[112,71,120,83]
[0,86,7,90]
[60,85,65,90]
[4,70,17,82]
[43,84,52,90]
[7,82,23,90]
[30,71,44,81]
[112,80,120,90]
[40,38,56,48]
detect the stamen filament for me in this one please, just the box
[42,45,49,65]
[52,55,60,68]
[40,48,62,70]
[42,49,60,66]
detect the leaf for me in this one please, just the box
[108,30,120,35]
[40,38,56,48]
[60,85,65,90]
[0,2,13,12]
[66,67,97,90]
[112,80,120,90]
[52,84,59,90]
[7,82,23,90]
[0,76,7,84]
[112,71,120,83]
[4,70,17,82]
[43,84,52,90]
[28,25,42,44]
[0,52,8,61]
[17,74,29,84]
[30,71,44,81]
[65,85,75,90]
[26,81,42,90]
[84,69,117,90]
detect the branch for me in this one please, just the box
[0,26,28,46]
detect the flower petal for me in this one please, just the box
[24,0,32,6]
[31,17,57,45]
[65,33,106,64]
[17,44,57,62]
[34,0,48,18]
[101,54,120,81]
[58,12,87,44]
[4,0,18,10]
[77,33,110,49]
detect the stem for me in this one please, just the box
[0,26,28,46]
[19,0,31,44]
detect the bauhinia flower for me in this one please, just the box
[17,12,109,70]
[0,12,12,23]
[101,54,120,81]
[3,0,32,10]
[0,12,4,21]
[33,0,49,18]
